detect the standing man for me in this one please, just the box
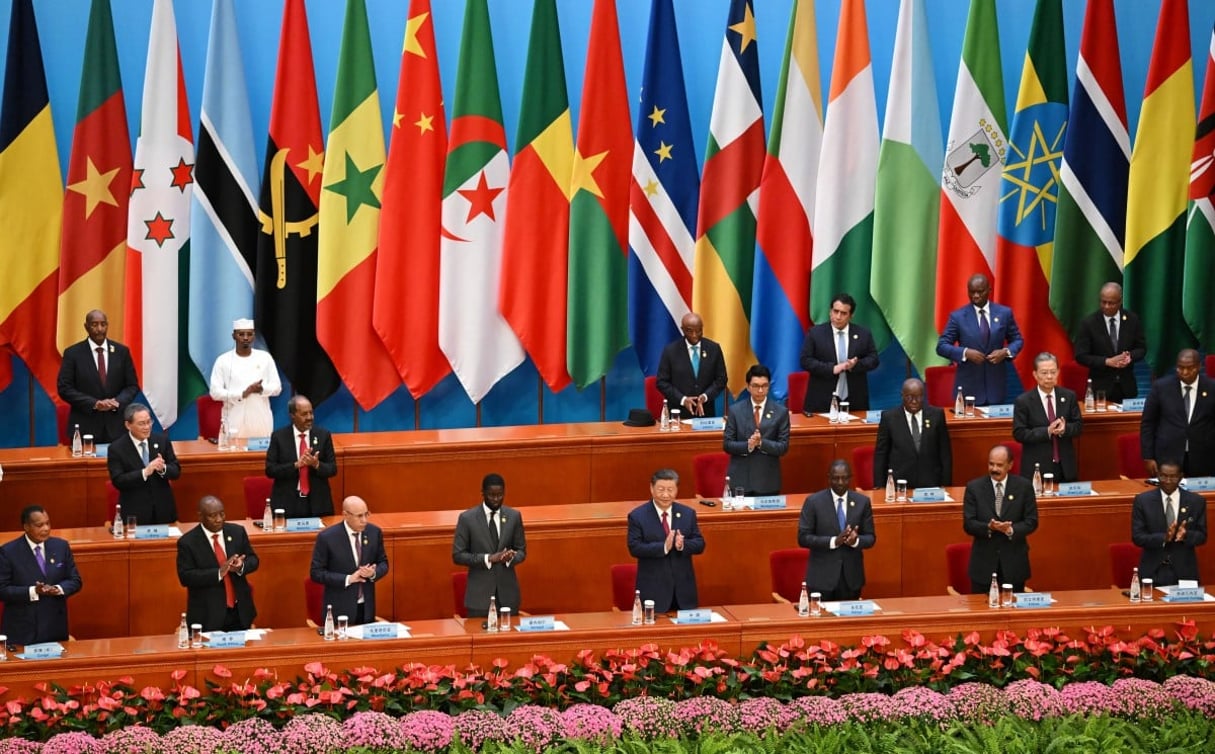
[936,274,1024,406]
[963,445,1038,593]
[107,403,181,525]
[872,378,952,489]
[1140,349,1215,478]
[0,506,82,645]
[266,396,336,518]
[209,318,282,441]
[797,460,876,601]
[723,365,790,496]
[799,293,880,412]
[310,496,388,626]
[57,310,140,444]
[656,312,728,417]
[453,473,527,618]
[1073,282,1146,403]
[176,496,259,632]
[1131,461,1207,587]
[627,469,705,612]
[1013,353,1083,482]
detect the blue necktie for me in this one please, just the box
[690,346,700,377]
[140,440,149,465]
[978,309,990,346]
[836,497,847,531]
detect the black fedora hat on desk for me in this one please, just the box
[623,408,655,427]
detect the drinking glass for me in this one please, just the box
[643,599,656,625]
[1095,391,1107,412]
[964,396,976,418]
[125,516,137,540]
[499,607,512,632]
[273,509,286,532]
[734,487,745,504]
[190,624,203,649]
[1000,584,1014,608]
[82,435,95,457]
[1042,473,1055,496]
[670,408,681,430]
[337,615,349,640]
[838,401,850,420]
[895,479,908,502]
[1141,578,1154,602]
[809,592,822,617]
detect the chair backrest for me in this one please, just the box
[643,376,664,421]
[1003,440,1022,476]
[692,452,730,498]
[56,403,71,446]
[1116,433,1141,479]
[197,395,223,442]
[768,548,810,603]
[610,563,637,611]
[1207,354,1215,378]
[924,365,957,409]
[1059,362,1088,398]
[304,578,324,627]
[452,571,468,618]
[242,476,274,520]
[786,371,809,415]
[852,446,875,490]
[1109,542,1142,589]
[105,480,119,526]
[945,541,972,595]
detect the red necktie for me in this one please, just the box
[95,346,107,385]
[661,511,670,535]
[298,432,310,496]
[212,533,235,608]
[1046,393,1059,461]
[753,404,761,426]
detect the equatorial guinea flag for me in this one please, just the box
[1183,22,1215,352]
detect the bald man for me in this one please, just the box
[1073,282,1145,403]
[656,312,729,417]
[309,497,388,626]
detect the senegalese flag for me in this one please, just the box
[1125,0,1196,372]
[567,0,631,388]
[0,0,62,401]
[317,0,400,410]
[693,0,764,397]
[1183,22,1215,351]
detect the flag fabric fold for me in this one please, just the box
[1184,22,1215,352]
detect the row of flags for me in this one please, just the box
[0,0,1213,430]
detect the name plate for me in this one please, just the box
[836,600,877,616]
[752,495,787,510]
[690,417,725,431]
[1056,481,1093,497]
[910,487,946,502]
[362,623,399,640]
[517,616,556,632]
[675,608,712,624]
[980,404,1014,418]
[1183,477,1215,492]
[285,517,323,531]
[206,631,246,647]
[864,410,882,424]
[1121,398,1145,411]
[1164,586,1206,603]
[21,642,64,659]
[134,525,170,539]
[246,437,271,451]
[1014,592,1052,608]
[95,443,110,458]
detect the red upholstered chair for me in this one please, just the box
[768,548,810,603]
[1109,542,1143,589]
[1004,440,1022,475]
[304,578,324,627]
[56,403,71,446]
[852,446,875,490]
[1059,362,1088,399]
[243,476,274,520]
[924,365,957,409]
[197,396,223,443]
[786,371,809,414]
[692,452,730,499]
[105,481,119,528]
[452,571,468,619]
[1116,433,1142,479]
[945,542,972,596]
[643,376,663,421]
[1207,354,1215,378]
[610,563,637,611]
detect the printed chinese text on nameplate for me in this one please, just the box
[1164,586,1206,603]
[979,404,1014,418]
[911,487,946,502]
[517,616,556,632]
[836,601,877,616]
[1183,477,1215,492]
[246,437,271,451]
[206,631,246,647]
[135,525,170,539]
[1056,481,1093,496]
[752,495,786,510]
[1121,398,1145,411]
[675,609,712,624]
[1014,592,1052,608]
[362,623,399,639]
[864,410,882,424]
[20,642,64,659]
[286,517,323,531]
[690,417,725,431]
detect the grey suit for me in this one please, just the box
[723,399,790,495]
[452,504,527,616]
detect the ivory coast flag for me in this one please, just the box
[1184,22,1215,352]
[317,0,399,410]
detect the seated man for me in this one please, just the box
[0,506,82,645]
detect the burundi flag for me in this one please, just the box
[189,0,260,383]
[627,0,698,377]
[694,0,764,397]
[872,0,943,375]
[58,0,130,353]
[752,0,821,399]
[567,0,632,388]
[125,0,196,428]
[254,0,341,405]
[0,0,61,401]
[317,0,400,410]
[438,0,525,403]
[377,0,449,398]
[1184,22,1215,351]
[995,0,1073,389]
[1125,0,1196,372]
[1050,0,1128,336]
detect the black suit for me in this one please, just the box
[106,432,180,525]
[963,473,1037,590]
[310,522,389,626]
[265,425,337,518]
[1012,387,1083,482]
[1140,375,1215,478]
[872,406,952,488]
[1131,488,1207,587]
[452,504,527,616]
[627,501,705,613]
[0,535,81,645]
[797,489,876,600]
[655,337,728,417]
[176,523,259,631]
[1073,308,1145,402]
[723,399,790,495]
[799,323,879,412]
[57,339,140,444]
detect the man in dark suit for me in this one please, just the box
[265,395,336,518]
[0,506,82,645]
[1073,282,1146,403]
[798,460,876,601]
[107,403,181,525]
[309,496,389,626]
[1131,461,1207,587]
[723,364,790,496]
[872,378,952,489]
[1140,349,1215,478]
[1013,353,1083,482]
[936,274,1024,406]
[57,309,141,444]
[452,473,527,617]
[656,312,729,417]
[799,293,879,413]
[627,469,705,612]
[964,444,1038,593]
[176,496,259,632]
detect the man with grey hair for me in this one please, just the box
[1012,352,1083,483]
[107,402,181,524]
[209,318,282,441]
[1073,282,1145,404]
[627,469,705,612]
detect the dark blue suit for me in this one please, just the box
[656,338,728,417]
[627,502,704,613]
[0,536,81,645]
[57,339,140,444]
[797,489,876,600]
[309,522,388,626]
[1140,375,1215,478]
[798,323,879,412]
[1131,488,1207,586]
[936,302,1023,406]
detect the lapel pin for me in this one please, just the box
[109,345,115,353]
[676,512,681,519]
[925,419,931,427]
[49,558,56,564]
[1008,494,1015,500]
[994,317,1000,323]
[1059,396,1065,403]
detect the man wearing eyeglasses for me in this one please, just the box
[723,364,790,496]
[309,496,388,627]
[1012,352,1083,483]
[656,312,728,417]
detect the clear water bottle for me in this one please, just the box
[797,582,810,617]
[1084,379,1095,412]
[262,499,273,530]
[487,595,499,633]
[631,590,643,625]
[323,604,335,641]
[112,503,124,539]
[955,387,965,417]
[71,425,83,458]
[217,419,230,452]
[1129,567,1141,603]
[722,475,732,506]
[1032,463,1043,496]
[177,612,189,649]
[829,395,839,423]
[885,470,896,503]
[660,399,670,432]
[988,573,1000,608]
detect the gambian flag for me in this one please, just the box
[1125,0,1196,372]
[1183,23,1215,352]
[694,0,764,397]
[58,0,130,353]
[995,0,1073,389]
[567,0,631,388]
[752,0,821,399]
[0,0,61,401]
[317,0,400,410]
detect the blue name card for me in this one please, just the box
[1164,586,1206,603]
[246,437,271,451]
[864,410,882,424]
[1014,592,1052,608]
[206,631,246,648]
[753,495,787,510]
[134,525,170,539]
[676,609,712,624]
[690,417,726,431]
[1121,398,1146,411]
[517,616,556,632]
[95,443,110,458]
[981,404,1014,418]
[836,600,877,616]
[20,642,64,659]
[911,487,946,502]
[362,623,400,640]
[1056,481,1093,497]
[1183,477,1215,492]
[285,517,323,531]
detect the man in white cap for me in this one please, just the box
[209,318,282,441]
